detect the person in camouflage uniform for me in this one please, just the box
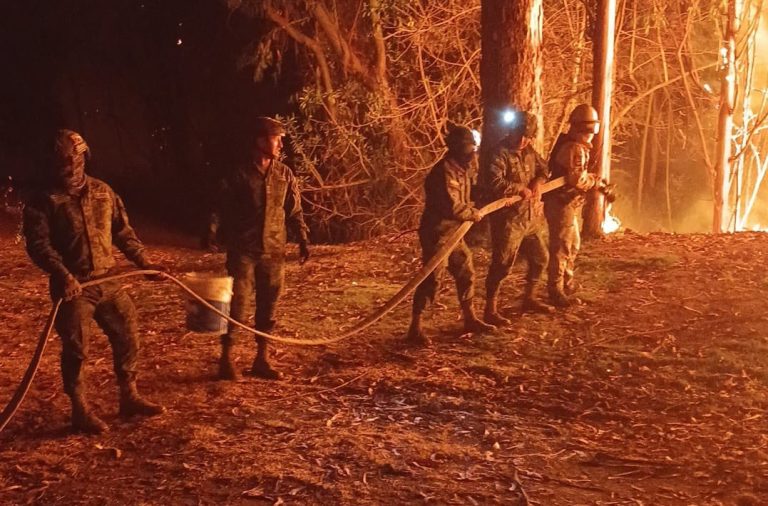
[23,129,166,434]
[406,124,497,346]
[480,111,553,325]
[207,117,310,380]
[544,104,605,307]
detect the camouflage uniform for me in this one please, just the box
[411,157,479,313]
[23,176,150,397]
[544,132,599,299]
[210,159,308,363]
[482,143,550,309]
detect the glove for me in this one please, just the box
[299,241,310,265]
[61,274,82,301]
[598,179,617,203]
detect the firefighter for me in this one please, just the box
[206,117,310,380]
[481,110,552,326]
[23,130,166,434]
[406,124,497,345]
[544,104,606,307]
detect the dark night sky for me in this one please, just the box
[0,0,297,229]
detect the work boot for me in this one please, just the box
[119,381,166,418]
[71,392,109,434]
[406,314,432,346]
[522,283,555,313]
[461,299,498,334]
[548,288,572,308]
[483,294,512,327]
[217,343,240,381]
[249,337,282,380]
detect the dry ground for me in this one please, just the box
[0,217,767,505]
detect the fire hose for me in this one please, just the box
[0,177,566,432]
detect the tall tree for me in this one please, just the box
[713,0,738,232]
[480,0,543,160]
[582,0,617,238]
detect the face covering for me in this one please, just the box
[54,132,88,193]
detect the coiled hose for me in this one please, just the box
[0,177,565,432]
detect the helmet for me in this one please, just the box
[445,124,478,154]
[55,129,89,158]
[501,109,537,138]
[568,104,599,125]
[254,116,286,137]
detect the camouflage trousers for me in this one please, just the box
[544,200,582,295]
[412,225,475,314]
[53,280,139,396]
[486,213,549,298]
[222,251,285,345]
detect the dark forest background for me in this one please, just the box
[0,0,297,232]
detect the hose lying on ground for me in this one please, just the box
[0,177,565,432]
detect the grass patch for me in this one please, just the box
[580,253,680,272]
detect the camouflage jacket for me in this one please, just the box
[481,143,549,219]
[419,156,479,234]
[210,160,309,255]
[546,132,599,206]
[23,176,147,281]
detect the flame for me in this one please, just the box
[602,204,621,234]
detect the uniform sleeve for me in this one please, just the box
[559,143,598,191]
[111,190,148,266]
[284,171,310,244]
[444,171,478,221]
[22,197,71,280]
[487,151,525,198]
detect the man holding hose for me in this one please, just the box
[22,129,166,434]
[480,109,553,324]
[406,124,498,346]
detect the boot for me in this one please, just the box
[119,381,166,418]
[548,288,572,308]
[406,313,432,346]
[522,283,554,313]
[249,337,282,380]
[461,299,498,334]
[483,294,512,327]
[217,340,240,381]
[71,391,109,434]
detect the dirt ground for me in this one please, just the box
[0,215,767,505]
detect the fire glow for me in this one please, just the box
[602,205,621,234]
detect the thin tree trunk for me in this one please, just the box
[637,93,654,212]
[665,100,673,229]
[583,0,617,238]
[713,0,738,233]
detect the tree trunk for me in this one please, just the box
[713,0,738,233]
[480,0,543,164]
[583,0,617,239]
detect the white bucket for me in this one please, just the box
[183,273,234,333]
